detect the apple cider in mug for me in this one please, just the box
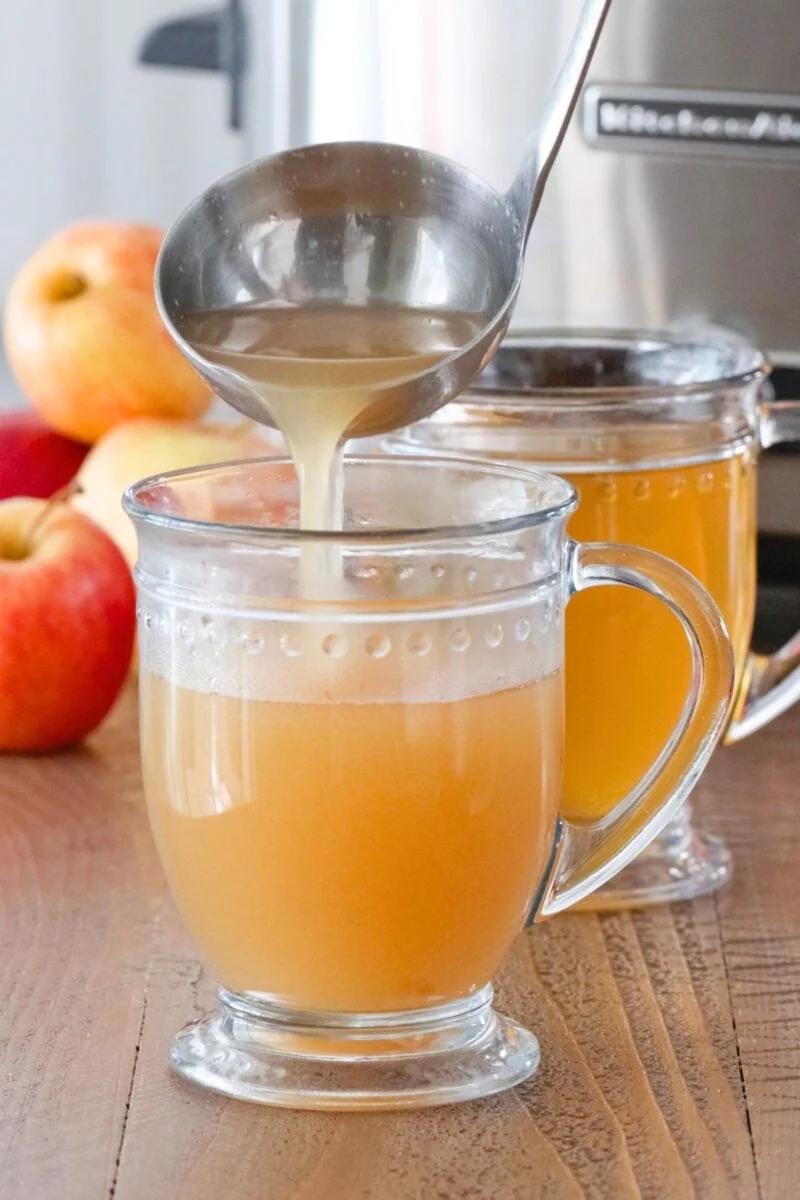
[141,663,562,1012]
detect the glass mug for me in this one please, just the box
[125,455,732,1110]
[389,329,800,908]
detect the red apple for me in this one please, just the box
[3,221,211,444]
[0,497,136,751]
[0,409,88,500]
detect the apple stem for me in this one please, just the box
[25,480,83,553]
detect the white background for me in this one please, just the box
[0,0,244,405]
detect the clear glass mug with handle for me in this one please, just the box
[389,329,799,908]
[125,454,732,1111]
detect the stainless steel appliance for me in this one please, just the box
[140,0,799,551]
[140,0,800,353]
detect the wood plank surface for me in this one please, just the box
[0,684,797,1199]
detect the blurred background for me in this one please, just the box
[1,0,797,638]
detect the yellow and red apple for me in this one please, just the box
[74,417,283,566]
[0,498,136,751]
[2,221,211,444]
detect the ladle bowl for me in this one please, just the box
[155,0,611,439]
[155,142,519,438]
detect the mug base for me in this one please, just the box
[169,984,540,1110]
[573,806,731,911]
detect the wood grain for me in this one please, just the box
[0,691,159,1198]
[1,686,798,1199]
[706,716,800,1200]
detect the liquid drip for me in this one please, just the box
[180,303,481,532]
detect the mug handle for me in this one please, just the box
[536,539,734,917]
[726,399,800,743]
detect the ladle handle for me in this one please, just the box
[535,540,734,917]
[725,398,800,742]
[506,0,613,244]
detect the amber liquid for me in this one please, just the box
[153,302,560,1013]
[141,670,563,1012]
[409,418,757,822]
[560,447,756,821]
[179,303,480,531]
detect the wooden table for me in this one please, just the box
[1,686,798,1200]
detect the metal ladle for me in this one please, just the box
[156,0,612,439]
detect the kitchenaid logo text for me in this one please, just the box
[583,85,800,157]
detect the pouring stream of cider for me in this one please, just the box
[180,303,480,535]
